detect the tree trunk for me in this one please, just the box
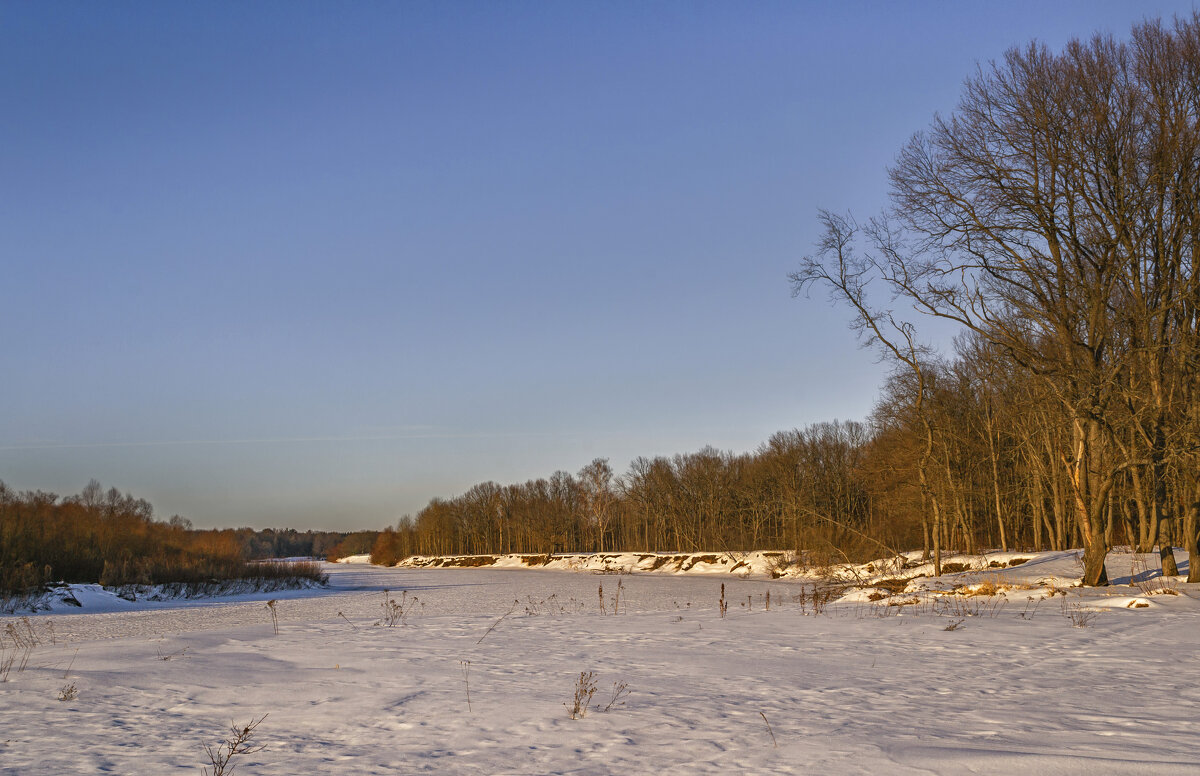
[1160,543,1179,577]
[1185,492,1200,584]
[1082,541,1110,586]
[986,407,1008,552]
[1031,475,1045,551]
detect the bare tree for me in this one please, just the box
[792,212,947,574]
[800,17,1200,584]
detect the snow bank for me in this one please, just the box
[386,547,1197,614]
[388,548,1076,588]
[4,577,329,615]
[396,550,795,577]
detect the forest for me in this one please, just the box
[0,479,352,594]
[373,17,1200,587]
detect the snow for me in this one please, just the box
[3,551,1200,774]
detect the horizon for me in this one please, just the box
[4,0,1196,530]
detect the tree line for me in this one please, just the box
[0,479,351,593]
[376,17,1200,586]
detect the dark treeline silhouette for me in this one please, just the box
[0,479,336,594]
[377,17,1200,587]
[231,526,375,562]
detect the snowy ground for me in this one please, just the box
[3,552,1200,774]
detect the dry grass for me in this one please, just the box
[202,715,268,776]
[1130,555,1180,597]
[1,616,45,682]
[962,580,1002,597]
[952,577,1033,598]
[431,556,497,568]
[566,671,598,719]
[871,578,911,594]
[603,680,631,712]
[1061,599,1099,627]
[935,593,1006,618]
[377,589,420,627]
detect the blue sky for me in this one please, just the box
[2,1,1195,529]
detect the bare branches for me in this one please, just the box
[796,16,1200,585]
[202,715,267,776]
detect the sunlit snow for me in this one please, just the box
[3,551,1200,774]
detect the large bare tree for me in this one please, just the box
[799,16,1200,585]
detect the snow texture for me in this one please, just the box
[2,549,1199,774]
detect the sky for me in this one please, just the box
[2,1,1197,530]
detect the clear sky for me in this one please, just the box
[2,1,1195,530]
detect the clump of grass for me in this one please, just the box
[7,618,40,648]
[1130,555,1180,596]
[1,618,40,681]
[954,574,1034,598]
[1018,597,1042,620]
[960,579,1002,597]
[1061,599,1099,628]
[377,589,419,627]
[603,680,631,712]
[566,671,598,719]
[794,585,837,615]
[157,645,189,661]
[935,593,1006,618]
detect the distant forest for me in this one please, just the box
[375,17,1200,587]
[0,479,369,593]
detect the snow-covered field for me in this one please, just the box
[3,551,1200,774]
